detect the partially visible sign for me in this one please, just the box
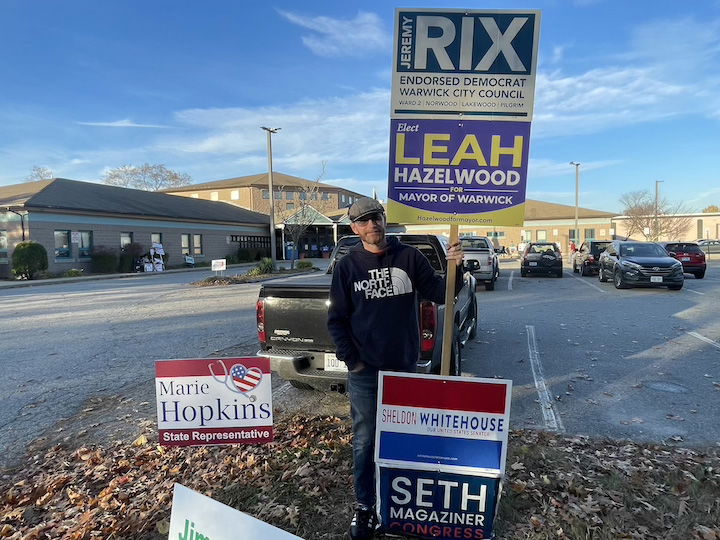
[152,242,165,255]
[169,484,302,540]
[212,258,227,271]
[376,373,512,475]
[184,255,195,265]
[378,466,500,540]
[155,357,273,447]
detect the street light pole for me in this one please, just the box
[654,180,663,241]
[570,162,581,245]
[261,126,281,271]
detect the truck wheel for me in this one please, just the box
[289,380,314,390]
[580,264,588,276]
[450,333,462,377]
[468,297,478,339]
[484,279,495,291]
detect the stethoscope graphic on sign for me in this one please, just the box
[209,360,262,402]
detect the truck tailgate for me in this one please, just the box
[259,278,335,352]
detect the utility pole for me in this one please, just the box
[261,127,281,271]
[570,162,581,245]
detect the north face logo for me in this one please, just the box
[353,267,413,299]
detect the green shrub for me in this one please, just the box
[296,260,313,270]
[90,246,118,273]
[246,257,274,276]
[237,248,253,262]
[11,242,48,279]
[63,268,84,277]
[118,242,145,273]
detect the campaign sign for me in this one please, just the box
[170,483,302,540]
[211,258,227,271]
[375,373,512,475]
[378,466,500,540]
[387,118,530,226]
[392,9,541,119]
[155,357,273,447]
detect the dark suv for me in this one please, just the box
[658,242,706,279]
[598,240,684,290]
[572,240,612,276]
[520,242,563,278]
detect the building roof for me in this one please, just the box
[523,199,616,220]
[163,171,366,197]
[0,178,269,225]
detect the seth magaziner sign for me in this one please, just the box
[392,9,541,119]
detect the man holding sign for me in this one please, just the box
[327,197,464,540]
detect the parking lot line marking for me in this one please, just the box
[526,325,565,433]
[570,274,606,293]
[687,331,720,349]
[685,288,705,295]
[508,271,514,290]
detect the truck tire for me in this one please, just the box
[289,380,314,390]
[450,333,462,377]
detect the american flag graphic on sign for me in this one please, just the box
[231,364,263,393]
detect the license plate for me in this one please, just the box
[681,257,690,261]
[529,262,538,266]
[650,276,663,283]
[324,353,347,372]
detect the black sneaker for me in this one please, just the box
[348,504,378,540]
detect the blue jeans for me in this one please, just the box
[348,368,379,508]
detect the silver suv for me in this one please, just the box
[461,236,499,290]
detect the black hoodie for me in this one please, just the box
[327,236,461,372]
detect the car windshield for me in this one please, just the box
[530,244,557,254]
[665,243,701,253]
[461,238,489,249]
[590,242,612,255]
[620,243,667,257]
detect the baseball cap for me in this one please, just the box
[348,197,385,222]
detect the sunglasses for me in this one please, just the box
[354,212,384,224]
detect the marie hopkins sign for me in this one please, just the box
[387,9,541,227]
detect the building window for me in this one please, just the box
[181,234,191,256]
[569,229,577,241]
[697,219,704,240]
[78,231,93,258]
[0,230,8,260]
[151,233,162,245]
[120,232,133,248]
[341,194,346,203]
[310,192,318,200]
[211,191,219,201]
[274,191,282,200]
[287,202,295,210]
[286,191,294,200]
[54,230,71,258]
[537,230,547,241]
[584,229,595,241]
[321,192,330,200]
[300,192,307,200]
[262,190,269,199]
[231,190,240,200]
[193,234,203,256]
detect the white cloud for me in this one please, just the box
[76,119,171,128]
[277,10,390,57]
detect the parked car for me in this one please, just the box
[598,240,684,290]
[520,242,563,277]
[698,239,720,254]
[460,235,499,290]
[572,240,612,276]
[658,241,706,279]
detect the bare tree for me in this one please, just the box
[26,166,54,182]
[103,163,191,191]
[276,162,327,269]
[702,204,720,213]
[618,190,693,241]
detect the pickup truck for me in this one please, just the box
[460,235,499,290]
[256,234,479,392]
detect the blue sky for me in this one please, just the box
[1,0,719,213]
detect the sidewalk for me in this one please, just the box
[0,258,330,290]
